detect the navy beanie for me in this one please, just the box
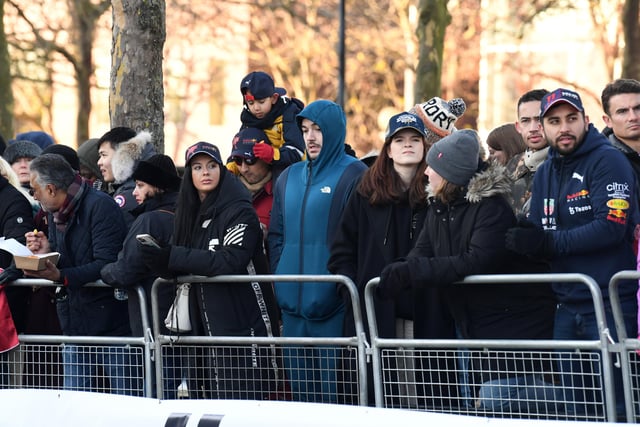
[426,129,480,186]
[15,131,55,150]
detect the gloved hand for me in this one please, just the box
[505,219,554,257]
[0,265,24,284]
[377,261,411,300]
[138,244,172,278]
[253,142,275,164]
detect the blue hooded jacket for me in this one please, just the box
[529,124,638,312]
[268,100,366,321]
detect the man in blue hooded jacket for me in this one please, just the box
[268,99,366,403]
[506,88,638,418]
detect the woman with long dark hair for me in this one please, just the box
[139,141,280,400]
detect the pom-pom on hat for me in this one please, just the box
[240,71,286,102]
[540,88,584,118]
[229,128,270,161]
[185,141,223,166]
[426,129,480,186]
[411,97,466,139]
[132,154,181,192]
[2,140,42,164]
[384,112,428,140]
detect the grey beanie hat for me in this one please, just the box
[2,140,43,164]
[426,129,480,186]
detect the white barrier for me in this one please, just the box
[0,389,618,427]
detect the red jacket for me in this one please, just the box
[0,277,19,353]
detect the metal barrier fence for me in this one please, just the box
[2,272,639,423]
[609,270,640,423]
[150,275,368,405]
[364,273,635,423]
[1,279,152,396]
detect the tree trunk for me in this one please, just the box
[414,0,451,102]
[71,0,108,146]
[110,0,166,152]
[0,0,14,140]
[622,0,640,79]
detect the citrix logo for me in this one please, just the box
[606,182,629,193]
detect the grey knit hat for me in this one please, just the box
[2,140,43,164]
[426,129,480,186]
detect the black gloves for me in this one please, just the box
[505,219,554,257]
[0,265,23,284]
[138,244,173,278]
[377,261,411,300]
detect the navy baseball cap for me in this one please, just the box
[240,71,286,101]
[184,141,223,166]
[384,112,428,140]
[229,128,270,161]
[540,88,584,118]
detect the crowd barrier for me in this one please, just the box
[1,272,638,423]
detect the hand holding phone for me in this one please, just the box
[136,234,161,248]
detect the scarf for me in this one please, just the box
[53,175,86,232]
[523,147,549,172]
[238,171,272,196]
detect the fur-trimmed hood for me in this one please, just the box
[465,160,512,203]
[111,131,157,184]
[428,160,512,204]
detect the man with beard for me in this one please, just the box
[227,128,275,242]
[506,88,638,419]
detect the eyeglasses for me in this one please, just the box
[28,188,36,197]
[232,157,257,166]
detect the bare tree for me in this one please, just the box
[248,0,414,154]
[5,0,110,144]
[70,0,111,144]
[110,0,166,151]
[0,0,14,139]
[414,0,451,103]
[622,0,640,78]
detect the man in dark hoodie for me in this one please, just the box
[506,88,638,418]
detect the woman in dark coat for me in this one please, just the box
[101,154,182,337]
[139,142,280,400]
[329,111,455,405]
[379,130,557,414]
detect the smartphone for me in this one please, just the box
[136,234,161,248]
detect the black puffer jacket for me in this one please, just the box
[100,192,178,336]
[168,174,279,339]
[406,161,555,341]
[50,187,129,336]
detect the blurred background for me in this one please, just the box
[0,0,637,163]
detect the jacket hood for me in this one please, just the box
[427,160,512,204]
[111,131,157,184]
[465,160,512,203]
[296,100,346,172]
